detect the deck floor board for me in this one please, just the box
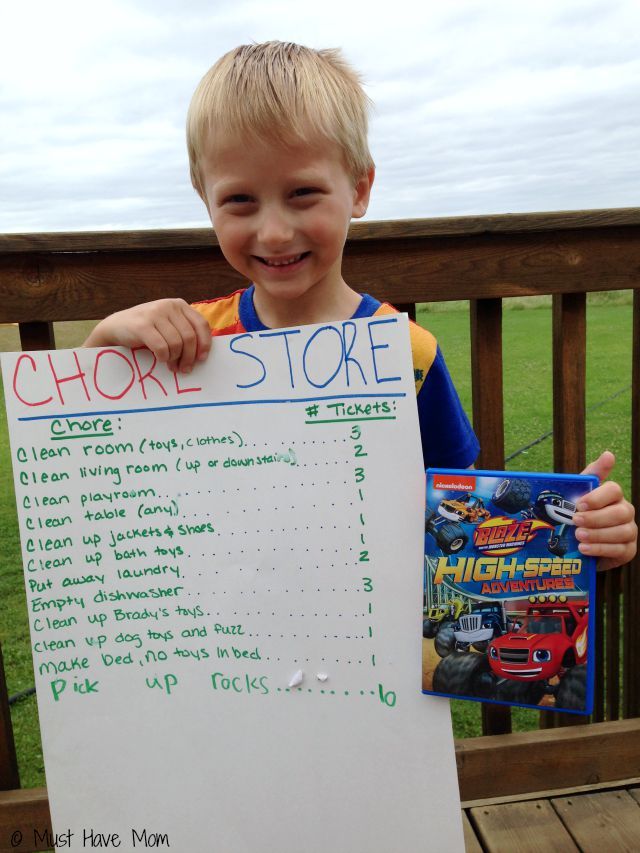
[463,782,640,852]
[469,799,579,852]
[551,790,640,852]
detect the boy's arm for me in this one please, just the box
[83,298,212,373]
[573,451,637,572]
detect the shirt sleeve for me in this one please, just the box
[416,345,479,469]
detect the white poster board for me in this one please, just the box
[1,314,463,852]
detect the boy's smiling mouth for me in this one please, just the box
[255,252,310,267]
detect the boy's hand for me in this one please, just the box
[83,299,212,373]
[573,451,637,572]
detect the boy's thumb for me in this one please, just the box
[580,450,616,483]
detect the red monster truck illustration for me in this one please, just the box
[487,596,589,710]
[432,596,589,710]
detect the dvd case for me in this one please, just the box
[422,468,597,714]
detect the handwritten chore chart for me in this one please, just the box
[1,314,464,852]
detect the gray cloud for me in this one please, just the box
[1,0,639,232]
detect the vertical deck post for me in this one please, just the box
[19,321,56,351]
[0,643,20,790]
[395,303,417,322]
[552,293,586,474]
[624,290,640,718]
[470,297,511,736]
[549,292,590,728]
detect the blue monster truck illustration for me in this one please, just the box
[453,601,511,653]
[432,600,511,658]
[491,479,577,557]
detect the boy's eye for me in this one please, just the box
[224,194,253,204]
[292,187,319,197]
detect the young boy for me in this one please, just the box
[84,41,636,571]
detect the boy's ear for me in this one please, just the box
[351,167,375,219]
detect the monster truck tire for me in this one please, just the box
[472,659,499,699]
[436,523,468,555]
[425,507,436,531]
[434,622,456,657]
[556,664,588,712]
[492,478,532,513]
[548,532,570,557]
[433,652,496,699]
[495,679,546,706]
[423,619,438,639]
[472,640,489,653]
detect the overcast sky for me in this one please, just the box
[2,0,639,233]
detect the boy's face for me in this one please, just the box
[198,136,373,314]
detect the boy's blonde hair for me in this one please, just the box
[187,41,374,198]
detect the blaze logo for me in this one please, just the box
[473,516,553,555]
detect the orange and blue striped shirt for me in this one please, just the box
[192,286,479,469]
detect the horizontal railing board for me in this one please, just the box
[456,719,640,802]
[1,207,640,253]
[0,787,51,851]
[1,225,640,324]
[0,249,243,324]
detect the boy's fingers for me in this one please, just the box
[575,521,637,544]
[579,541,636,563]
[83,299,211,372]
[137,326,174,364]
[563,452,634,573]
[183,307,212,364]
[580,450,615,483]
[575,480,624,513]
[170,314,200,372]
[154,319,185,366]
[169,307,212,372]
[573,499,634,531]
[578,542,636,572]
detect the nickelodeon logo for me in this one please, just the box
[433,474,476,491]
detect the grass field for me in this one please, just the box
[0,297,634,783]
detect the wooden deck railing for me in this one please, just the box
[1,208,639,843]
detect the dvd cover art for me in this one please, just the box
[422,469,597,715]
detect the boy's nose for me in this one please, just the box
[256,207,294,248]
